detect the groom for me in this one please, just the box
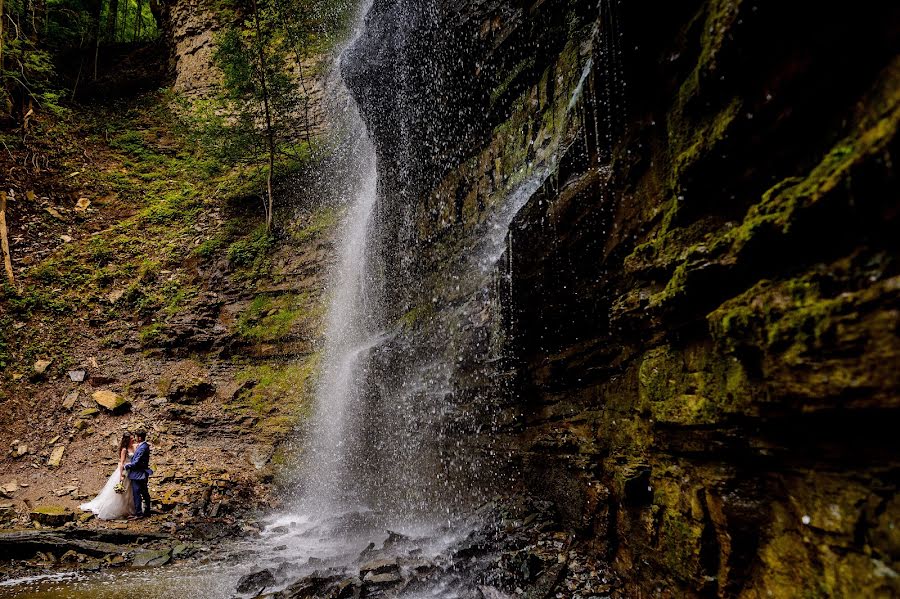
[124,430,153,519]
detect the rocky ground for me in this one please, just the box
[235,497,622,599]
[0,67,337,580]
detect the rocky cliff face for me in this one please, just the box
[349,0,900,596]
[157,0,223,95]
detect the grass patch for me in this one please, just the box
[228,355,321,433]
[292,204,339,244]
[236,292,320,342]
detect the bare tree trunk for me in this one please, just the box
[107,0,119,41]
[0,192,15,286]
[0,0,5,81]
[134,0,142,41]
[90,0,102,79]
[119,0,126,42]
[252,0,276,231]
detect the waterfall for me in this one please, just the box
[287,0,381,515]
[270,0,590,567]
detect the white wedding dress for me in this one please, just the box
[80,452,135,520]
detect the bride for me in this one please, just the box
[80,432,136,520]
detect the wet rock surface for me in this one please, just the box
[349,0,900,595]
[255,499,621,599]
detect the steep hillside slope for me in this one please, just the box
[0,32,337,541]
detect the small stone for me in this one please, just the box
[15,444,28,458]
[0,503,16,524]
[60,235,73,243]
[74,197,91,212]
[33,359,52,375]
[171,544,194,558]
[79,408,100,418]
[62,391,80,409]
[48,445,65,467]
[107,289,125,304]
[73,419,87,430]
[68,370,87,382]
[92,390,130,413]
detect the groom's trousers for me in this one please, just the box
[131,478,151,516]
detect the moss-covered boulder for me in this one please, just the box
[30,505,73,527]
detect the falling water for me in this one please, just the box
[293,98,380,514]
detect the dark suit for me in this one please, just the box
[125,441,153,516]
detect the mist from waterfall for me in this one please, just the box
[289,0,381,515]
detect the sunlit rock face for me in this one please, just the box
[348,0,900,595]
[156,0,224,95]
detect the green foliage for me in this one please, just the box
[227,224,273,268]
[229,354,321,434]
[236,292,319,342]
[2,284,70,315]
[179,0,353,227]
[138,322,165,345]
[291,204,338,244]
[194,234,227,259]
[1,0,160,120]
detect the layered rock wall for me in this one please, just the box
[350,0,900,596]
[158,0,223,95]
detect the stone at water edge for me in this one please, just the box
[92,390,130,413]
[360,557,400,576]
[479,586,515,599]
[364,571,403,585]
[30,505,74,526]
[171,543,195,558]
[132,549,171,567]
[47,445,65,467]
[235,569,276,594]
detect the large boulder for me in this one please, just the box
[30,505,73,527]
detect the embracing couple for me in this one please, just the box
[80,429,153,521]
